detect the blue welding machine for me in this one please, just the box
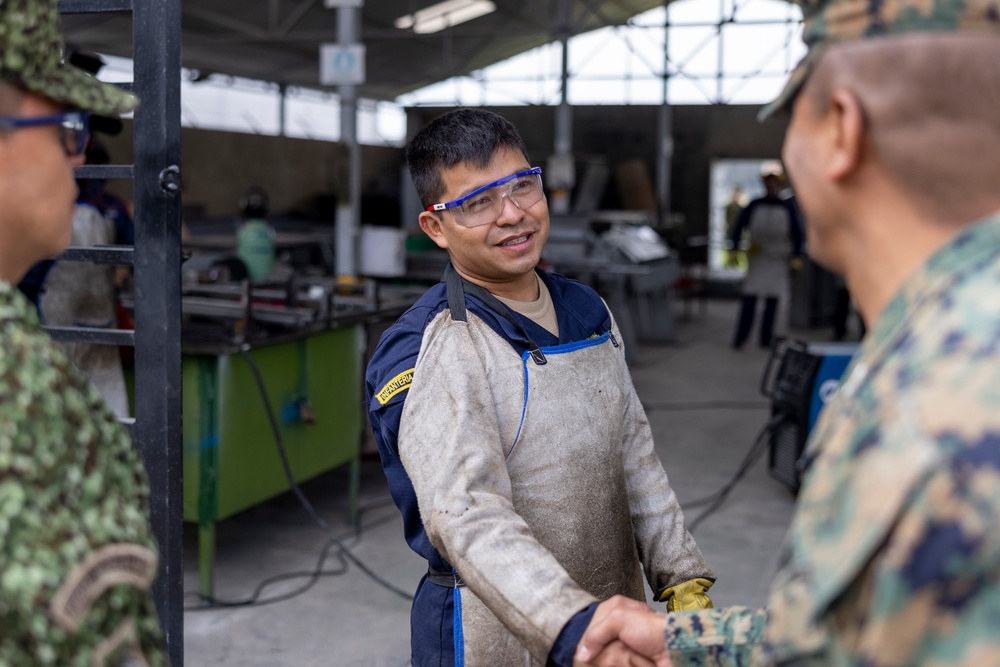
[760,340,859,493]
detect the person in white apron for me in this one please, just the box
[728,171,804,349]
[40,202,130,419]
[367,108,714,667]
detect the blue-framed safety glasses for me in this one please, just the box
[0,111,90,157]
[427,167,544,227]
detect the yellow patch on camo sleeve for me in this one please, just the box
[376,368,415,406]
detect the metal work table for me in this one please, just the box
[125,280,421,599]
[182,324,362,600]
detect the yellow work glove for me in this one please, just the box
[658,577,715,612]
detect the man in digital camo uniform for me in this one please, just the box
[575,1,1000,666]
[0,0,167,665]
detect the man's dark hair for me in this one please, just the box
[405,108,529,209]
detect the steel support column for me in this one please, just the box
[336,4,360,281]
[133,0,183,663]
[657,0,673,219]
[549,0,575,215]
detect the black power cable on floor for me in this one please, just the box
[683,413,787,534]
[184,500,403,611]
[186,539,349,611]
[235,345,415,602]
[184,341,414,611]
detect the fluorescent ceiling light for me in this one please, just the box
[395,0,497,34]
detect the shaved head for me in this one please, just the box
[804,34,1000,221]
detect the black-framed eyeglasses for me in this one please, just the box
[0,111,91,157]
[427,167,545,227]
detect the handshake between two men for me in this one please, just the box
[574,596,672,667]
[574,573,717,666]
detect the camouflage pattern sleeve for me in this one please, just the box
[666,215,1000,667]
[664,606,768,667]
[0,284,167,666]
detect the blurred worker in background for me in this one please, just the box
[236,185,276,284]
[728,165,804,350]
[575,1,1000,665]
[40,139,132,419]
[723,184,748,270]
[366,108,714,667]
[0,0,166,664]
[79,136,135,246]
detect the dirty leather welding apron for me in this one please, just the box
[396,267,709,665]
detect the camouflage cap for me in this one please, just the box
[759,0,1000,120]
[0,0,137,116]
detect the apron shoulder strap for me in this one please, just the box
[442,263,547,365]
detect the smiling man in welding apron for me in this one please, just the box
[366,108,714,667]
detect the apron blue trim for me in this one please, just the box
[508,359,531,459]
[520,332,610,360]
[453,586,465,667]
[508,333,613,458]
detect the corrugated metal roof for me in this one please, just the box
[62,0,669,101]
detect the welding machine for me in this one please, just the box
[760,339,859,493]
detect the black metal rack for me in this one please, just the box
[56,1,183,663]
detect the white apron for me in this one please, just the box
[743,201,793,298]
[399,276,709,665]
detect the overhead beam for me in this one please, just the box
[576,0,616,30]
[278,0,319,36]
[184,5,270,39]
[182,26,565,45]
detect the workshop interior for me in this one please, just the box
[45,1,865,664]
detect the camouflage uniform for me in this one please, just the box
[664,212,1000,665]
[662,1,1000,664]
[0,281,166,666]
[0,0,158,664]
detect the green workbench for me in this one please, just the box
[180,325,364,598]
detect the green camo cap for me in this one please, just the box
[759,0,1000,120]
[0,0,137,115]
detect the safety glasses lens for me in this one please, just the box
[458,173,543,227]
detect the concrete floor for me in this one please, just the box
[182,297,842,666]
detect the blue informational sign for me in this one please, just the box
[319,43,366,86]
[806,342,860,430]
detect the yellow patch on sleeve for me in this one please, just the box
[376,368,415,406]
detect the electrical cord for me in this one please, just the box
[236,345,414,601]
[184,340,413,610]
[186,539,349,611]
[184,498,403,611]
[683,413,787,534]
[680,413,787,509]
